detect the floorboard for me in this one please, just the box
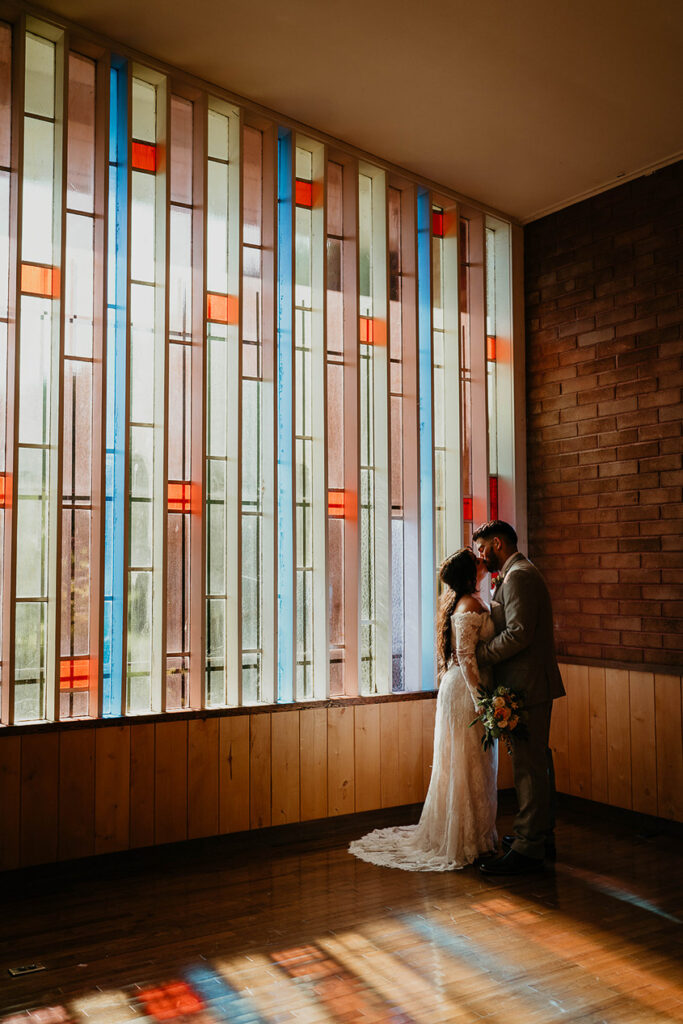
[0,797,681,1023]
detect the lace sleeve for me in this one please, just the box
[453,612,484,709]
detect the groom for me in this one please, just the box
[473,520,565,875]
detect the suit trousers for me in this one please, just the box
[509,700,556,860]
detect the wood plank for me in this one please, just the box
[398,701,422,805]
[549,684,569,794]
[130,723,155,849]
[95,725,130,854]
[58,727,95,861]
[188,717,220,839]
[588,666,608,805]
[271,709,300,825]
[250,712,271,828]
[566,663,591,800]
[654,673,683,823]
[629,671,657,817]
[327,705,354,816]
[354,703,380,812]
[300,707,327,821]
[20,732,59,867]
[0,734,21,870]
[379,701,400,807]
[421,696,437,798]
[605,668,632,810]
[219,715,250,833]
[155,719,188,845]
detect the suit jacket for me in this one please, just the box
[478,552,565,707]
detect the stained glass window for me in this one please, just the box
[14,27,62,722]
[166,95,194,710]
[326,160,346,696]
[0,17,517,723]
[60,52,98,719]
[205,101,239,706]
[0,22,11,721]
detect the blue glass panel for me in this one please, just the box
[277,127,294,703]
[103,57,128,716]
[417,187,435,691]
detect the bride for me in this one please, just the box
[349,548,498,871]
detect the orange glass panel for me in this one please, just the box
[487,334,497,361]
[0,472,10,509]
[295,179,312,207]
[489,475,499,519]
[207,292,239,325]
[463,496,473,522]
[138,982,204,1022]
[432,210,444,237]
[359,316,387,346]
[132,140,157,172]
[168,481,192,513]
[21,262,60,298]
[328,489,345,518]
[59,657,91,691]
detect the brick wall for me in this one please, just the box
[525,162,683,669]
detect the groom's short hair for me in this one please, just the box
[472,520,518,547]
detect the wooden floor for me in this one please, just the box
[0,797,682,1024]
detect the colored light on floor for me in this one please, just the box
[21,262,60,299]
[132,140,157,172]
[295,179,312,207]
[59,657,91,691]
[137,981,204,1021]
[207,292,239,325]
[168,481,192,513]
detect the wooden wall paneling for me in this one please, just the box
[155,720,189,845]
[219,715,250,833]
[566,663,591,799]
[58,727,95,861]
[249,712,272,828]
[94,725,130,854]
[605,668,632,810]
[20,731,59,866]
[271,709,300,825]
[497,744,514,789]
[398,701,422,805]
[0,735,21,870]
[588,666,608,805]
[379,701,400,807]
[628,671,657,817]
[421,696,436,798]
[654,673,683,822]
[354,703,381,813]
[187,717,219,839]
[549,691,569,794]
[129,723,156,849]
[300,707,327,821]
[327,705,354,816]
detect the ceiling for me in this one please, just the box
[22,0,683,222]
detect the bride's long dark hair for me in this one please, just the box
[436,549,478,671]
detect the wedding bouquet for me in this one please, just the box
[470,685,528,752]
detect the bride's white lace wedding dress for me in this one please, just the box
[349,610,498,871]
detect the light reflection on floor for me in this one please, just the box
[2,886,682,1024]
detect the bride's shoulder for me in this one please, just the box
[452,595,489,617]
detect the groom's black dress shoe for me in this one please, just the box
[501,834,556,861]
[479,849,544,875]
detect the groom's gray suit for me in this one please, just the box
[478,552,565,859]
